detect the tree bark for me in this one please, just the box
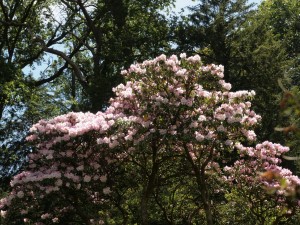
[140,140,159,225]
[184,144,214,225]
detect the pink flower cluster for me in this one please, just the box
[224,141,300,213]
[105,54,261,157]
[0,111,114,223]
[1,53,299,223]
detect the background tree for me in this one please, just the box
[171,0,254,80]
[0,0,175,191]
[35,0,175,112]
[228,8,287,142]
[0,0,68,190]
[255,0,300,175]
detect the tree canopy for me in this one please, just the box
[0,0,175,188]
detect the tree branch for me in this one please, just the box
[75,0,102,45]
[34,63,68,87]
[33,36,88,88]
[10,0,37,62]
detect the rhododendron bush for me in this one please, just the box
[224,142,300,224]
[1,54,300,224]
[0,112,113,224]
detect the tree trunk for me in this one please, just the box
[200,180,213,225]
[140,189,150,225]
[140,141,159,225]
[184,144,214,225]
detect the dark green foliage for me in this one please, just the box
[172,0,254,80]
[228,11,287,142]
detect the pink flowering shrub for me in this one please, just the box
[223,141,300,223]
[1,53,299,224]
[106,53,264,224]
[0,112,113,224]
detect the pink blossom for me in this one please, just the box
[156,54,166,62]
[189,121,198,128]
[198,115,206,122]
[83,175,91,183]
[55,179,63,187]
[187,54,201,63]
[100,175,107,183]
[103,187,111,195]
[41,213,51,220]
[195,132,204,142]
[176,69,187,77]
[17,191,24,198]
[52,217,59,223]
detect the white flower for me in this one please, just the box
[180,53,187,59]
[0,210,7,218]
[198,115,206,122]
